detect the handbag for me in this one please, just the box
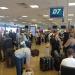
[22,69,34,75]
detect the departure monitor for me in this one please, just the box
[50,7,64,18]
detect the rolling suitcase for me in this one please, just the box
[36,37,41,45]
[53,50,62,71]
[5,48,15,68]
[40,57,53,71]
[6,55,15,68]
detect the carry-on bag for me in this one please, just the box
[5,48,15,68]
[40,57,53,71]
[31,49,39,57]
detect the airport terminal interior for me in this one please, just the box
[0,0,75,75]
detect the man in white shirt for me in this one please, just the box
[61,48,75,68]
[14,41,31,75]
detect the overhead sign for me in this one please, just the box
[50,7,64,18]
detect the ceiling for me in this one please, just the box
[0,0,75,25]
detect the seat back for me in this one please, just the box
[61,66,75,75]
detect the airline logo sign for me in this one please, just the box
[50,7,64,18]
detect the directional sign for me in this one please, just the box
[50,7,64,18]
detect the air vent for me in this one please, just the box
[17,3,29,8]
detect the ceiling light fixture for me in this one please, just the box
[48,18,53,21]
[68,19,72,21]
[68,14,74,16]
[0,7,8,9]
[30,5,39,8]
[31,19,37,22]
[22,16,28,18]
[43,15,49,17]
[0,16,4,18]
[69,3,75,6]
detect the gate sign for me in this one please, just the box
[50,7,64,18]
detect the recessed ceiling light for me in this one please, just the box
[69,3,75,6]
[30,5,39,8]
[48,18,53,21]
[68,14,74,16]
[31,19,37,22]
[0,7,8,9]
[0,16,4,18]
[43,15,49,17]
[22,16,28,18]
[68,19,72,21]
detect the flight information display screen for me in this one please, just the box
[50,7,64,18]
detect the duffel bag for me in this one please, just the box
[31,49,39,57]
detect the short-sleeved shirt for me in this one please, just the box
[61,57,75,68]
[15,47,31,63]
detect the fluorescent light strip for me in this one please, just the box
[69,3,75,6]
[0,16,4,18]
[0,7,8,9]
[31,19,37,22]
[48,18,53,21]
[30,5,39,8]
[68,14,74,16]
[22,16,28,18]
[43,15,49,17]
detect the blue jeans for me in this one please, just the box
[15,57,25,75]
